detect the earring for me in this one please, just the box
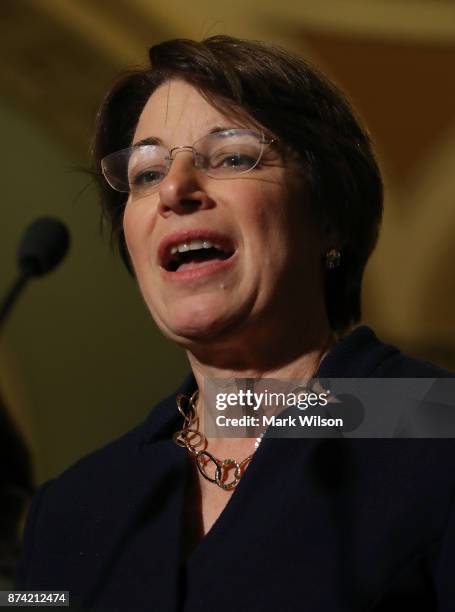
[325,249,341,269]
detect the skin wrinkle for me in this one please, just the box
[164,80,171,126]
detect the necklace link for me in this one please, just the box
[174,390,255,490]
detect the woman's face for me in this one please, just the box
[123,79,328,347]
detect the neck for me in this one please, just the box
[185,320,335,439]
[188,334,333,385]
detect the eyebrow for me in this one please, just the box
[132,125,243,147]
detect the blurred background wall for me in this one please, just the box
[0,0,454,486]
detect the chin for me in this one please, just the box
[157,301,236,343]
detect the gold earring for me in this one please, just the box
[325,249,341,269]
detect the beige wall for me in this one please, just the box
[0,103,188,484]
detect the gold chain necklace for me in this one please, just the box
[173,390,257,490]
[172,338,334,491]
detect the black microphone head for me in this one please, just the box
[17,217,70,277]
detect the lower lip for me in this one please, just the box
[160,252,237,282]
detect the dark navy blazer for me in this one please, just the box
[15,326,455,610]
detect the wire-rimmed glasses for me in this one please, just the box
[101,128,276,197]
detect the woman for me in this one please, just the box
[16,35,455,610]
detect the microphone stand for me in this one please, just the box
[0,272,30,334]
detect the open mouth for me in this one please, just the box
[160,232,236,273]
[166,244,234,272]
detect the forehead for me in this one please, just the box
[133,79,251,145]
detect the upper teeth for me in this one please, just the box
[170,240,222,255]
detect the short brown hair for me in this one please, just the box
[92,35,383,333]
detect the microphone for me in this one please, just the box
[0,217,70,331]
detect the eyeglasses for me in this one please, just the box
[101,128,276,197]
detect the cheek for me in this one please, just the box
[245,185,321,279]
[250,188,292,247]
[239,200,290,284]
[122,202,151,265]
[243,184,285,237]
[123,201,138,247]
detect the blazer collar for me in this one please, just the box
[139,371,198,445]
[140,324,397,445]
[317,324,398,377]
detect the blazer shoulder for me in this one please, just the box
[372,349,455,378]
[35,389,178,505]
[15,387,186,590]
[56,420,144,485]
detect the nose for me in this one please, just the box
[157,149,213,217]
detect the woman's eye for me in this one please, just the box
[130,168,164,186]
[214,153,255,169]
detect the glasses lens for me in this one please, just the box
[127,146,168,195]
[199,130,264,178]
[101,145,168,194]
[100,130,267,194]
